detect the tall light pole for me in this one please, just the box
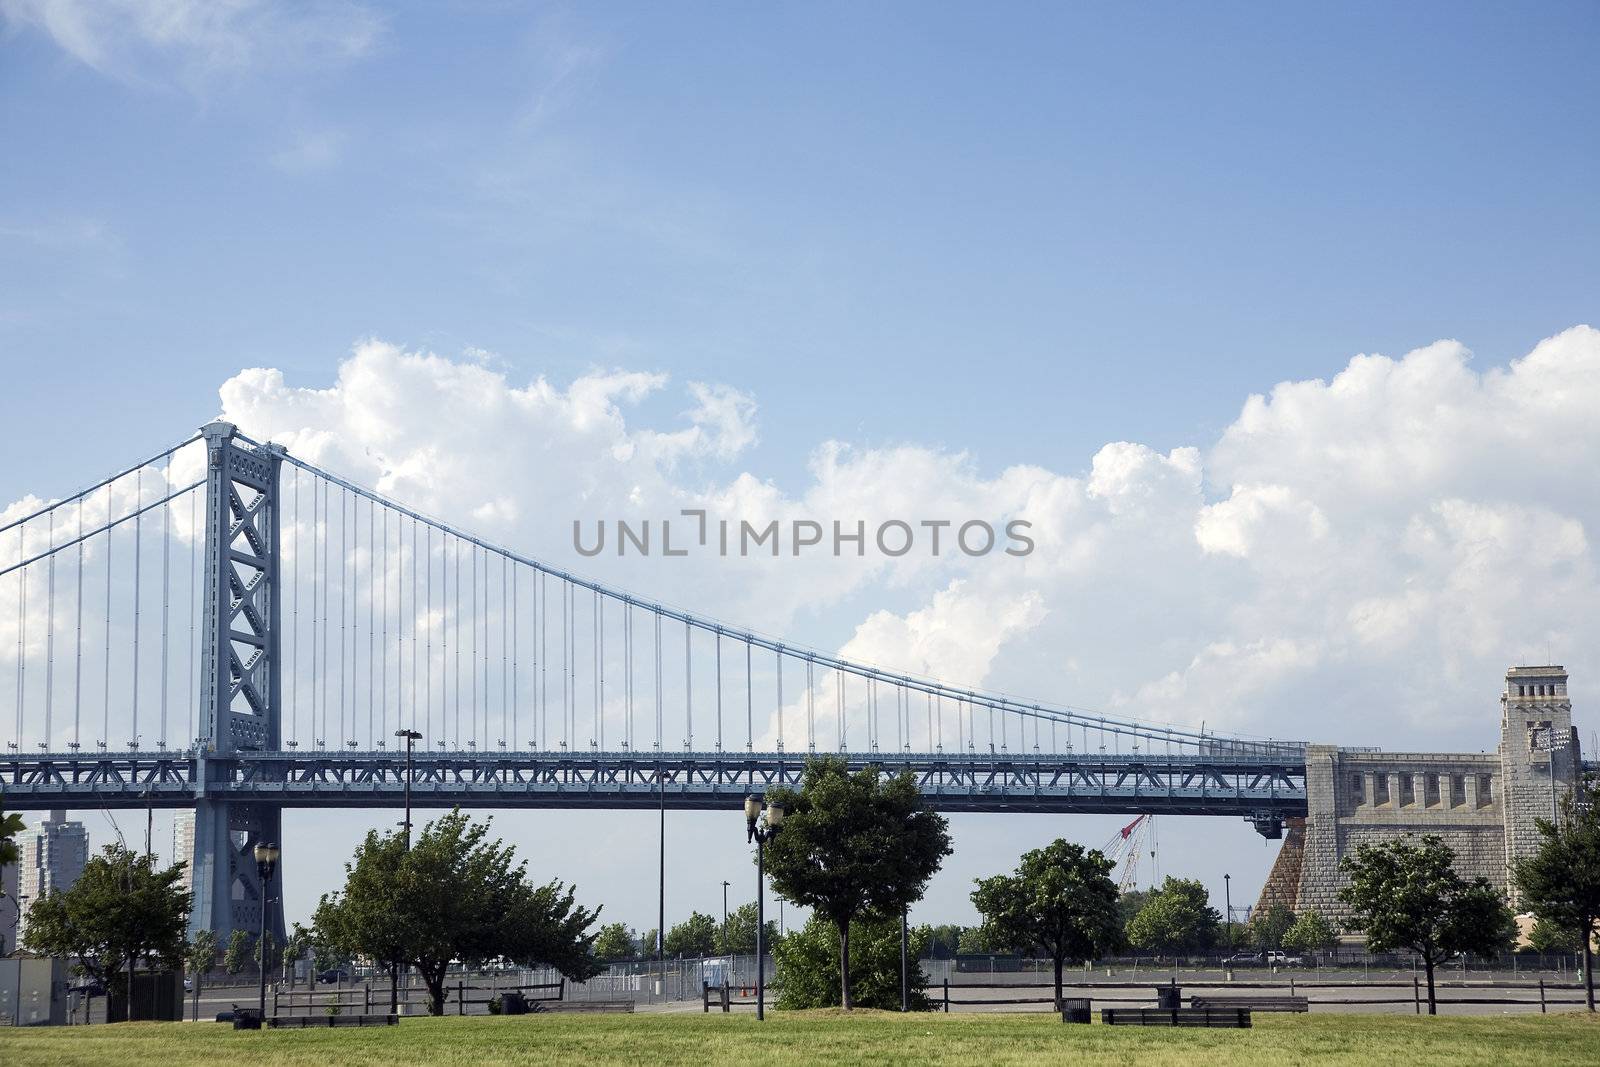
[1224,873,1233,950]
[253,841,280,1022]
[395,729,422,850]
[721,880,731,955]
[900,905,909,1012]
[743,794,784,1022]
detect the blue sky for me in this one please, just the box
[2,2,1598,932]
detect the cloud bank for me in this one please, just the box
[207,326,1600,753]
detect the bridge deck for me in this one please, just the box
[0,749,1307,821]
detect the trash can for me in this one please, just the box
[232,1007,262,1030]
[1156,984,1182,1010]
[1059,997,1091,1024]
[500,992,528,1016]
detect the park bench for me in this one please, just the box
[1190,994,1309,1013]
[1101,1007,1252,1028]
[268,1012,400,1028]
[539,1000,636,1014]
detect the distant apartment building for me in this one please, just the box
[16,810,90,945]
[172,809,196,900]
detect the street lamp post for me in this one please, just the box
[743,794,784,1022]
[395,729,422,849]
[721,880,730,954]
[253,842,280,1023]
[1224,873,1232,950]
[900,906,909,1012]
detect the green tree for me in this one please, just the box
[184,929,217,1022]
[763,757,952,1009]
[224,929,251,979]
[1125,877,1221,956]
[664,911,718,958]
[1117,889,1152,930]
[1249,903,1296,951]
[22,844,191,1020]
[773,914,933,1010]
[314,828,412,1011]
[1526,916,1581,955]
[923,923,964,960]
[0,803,23,868]
[593,922,636,962]
[1513,781,1600,1011]
[640,928,660,960]
[718,902,778,956]
[956,926,997,954]
[971,839,1123,1008]
[281,922,312,987]
[1341,834,1517,1014]
[1281,910,1339,957]
[362,810,603,1015]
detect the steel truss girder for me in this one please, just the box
[0,749,1308,820]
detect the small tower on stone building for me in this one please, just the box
[1499,665,1582,905]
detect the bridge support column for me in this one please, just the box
[187,422,287,949]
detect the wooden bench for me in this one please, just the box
[1190,994,1308,1013]
[269,1013,399,1028]
[539,1001,635,1014]
[1101,1007,1251,1028]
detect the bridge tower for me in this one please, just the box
[187,422,288,950]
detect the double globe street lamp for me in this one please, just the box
[253,841,281,1023]
[743,794,784,1021]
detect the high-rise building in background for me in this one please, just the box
[172,809,196,901]
[17,810,90,945]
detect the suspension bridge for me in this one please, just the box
[1,422,1309,944]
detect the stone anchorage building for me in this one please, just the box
[1258,665,1586,931]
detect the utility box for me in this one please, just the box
[0,958,69,1026]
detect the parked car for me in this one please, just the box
[316,968,352,984]
[1264,951,1304,967]
[1223,952,1262,965]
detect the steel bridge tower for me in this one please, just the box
[187,422,287,948]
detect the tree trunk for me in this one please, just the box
[1424,957,1437,1016]
[193,976,201,1023]
[389,962,400,1014]
[839,920,852,1010]
[423,970,446,1016]
[1053,955,1064,1012]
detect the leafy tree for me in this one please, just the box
[341,810,602,1015]
[184,929,217,1022]
[23,844,191,1019]
[971,839,1122,1008]
[281,923,312,987]
[773,914,933,1010]
[593,922,636,962]
[640,928,660,960]
[224,929,252,978]
[0,803,23,868]
[1125,877,1221,956]
[718,902,778,956]
[1281,909,1339,956]
[664,911,718,958]
[1117,889,1152,929]
[1526,916,1581,955]
[1249,903,1296,951]
[956,925,998,954]
[1514,781,1600,1012]
[763,756,952,1009]
[1341,834,1517,1014]
[314,828,411,1011]
[923,923,965,960]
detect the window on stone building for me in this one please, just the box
[1478,774,1493,806]
[1399,775,1414,807]
[1374,775,1390,805]
[1351,774,1364,805]
[1425,774,1440,807]
[1451,774,1465,807]
[1518,685,1526,697]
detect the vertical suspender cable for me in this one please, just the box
[774,649,782,753]
[421,521,429,741]
[131,468,143,747]
[102,484,112,748]
[159,476,170,748]
[684,621,692,751]
[471,543,478,747]
[806,658,815,752]
[714,631,722,752]
[44,512,55,748]
[380,506,387,744]
[453,538,461,747]
[624,602,633,750]
[559,577,567,749]
[290,468,299,747]
[538,570,546,750]
[409,517,418,738]
[17,524,26,749]
[744,639,752,752]
[596,590,603,750]
[339,487,348,748]
[74,496,85,749]
[836,670,844,752]
[653,609,662,750]
[509,556,516,749]
[367,499,374,747]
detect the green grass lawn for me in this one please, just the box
[3,1011,1597,1066]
